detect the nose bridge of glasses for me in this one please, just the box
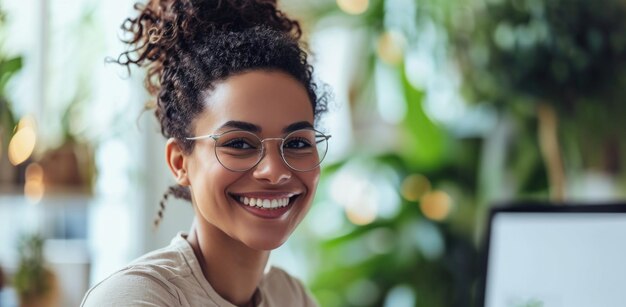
[260,137,285,151]
[260,137,285,142]
[256,137,290,170]
[259,137,285,164]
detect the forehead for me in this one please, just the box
[194,70,314,135]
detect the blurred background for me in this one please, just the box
[0,0,624,306]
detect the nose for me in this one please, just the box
[252,140,292,184]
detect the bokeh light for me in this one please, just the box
[24,163,45,203]
[401,174,431,202]
[345,196,378,225]
[17,114,37,131]
[420,190,453,221]
[8,125,37,165]
[336,0,369,15]
[24,180,45,204]
[376,30,406,65]
[383,284,416,307]
[25,162,44,182]
[329,161,400,226]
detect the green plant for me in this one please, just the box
[0,56,21,117]
[0,9,23,161]
[448,0,626,199]
[308,154,479,307]
[13,234,51,300]
[0,11,24,189]
[0,55,22,153]
[287,1,482,306]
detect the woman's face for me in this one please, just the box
[185,70,320,250]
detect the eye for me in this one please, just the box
[284,137,312,149]
[221,138,257,149]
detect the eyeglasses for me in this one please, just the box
[186,129,331,172]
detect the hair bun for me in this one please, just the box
[117,0,302,95]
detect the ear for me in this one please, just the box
[165,138,190,186]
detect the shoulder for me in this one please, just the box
[80,266,182,307]
[81,236,196,307]
[260,267,318,307]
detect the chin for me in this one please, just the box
[242,234,290,251]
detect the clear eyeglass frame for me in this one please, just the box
[185,128,331,172]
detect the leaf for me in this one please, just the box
[0,56,23,94]
[400,63,447,170]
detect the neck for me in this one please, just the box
[187,219,270,307]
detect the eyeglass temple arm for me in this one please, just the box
[316,134,331,144]
[186,132,331,142]
[185,134,219,141]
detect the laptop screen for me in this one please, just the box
[481,204,626,307]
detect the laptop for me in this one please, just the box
[478,202,626,307]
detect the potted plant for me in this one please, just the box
[13,234,59,307]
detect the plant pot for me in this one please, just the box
[38,141,95,193]
[18,267,59,307]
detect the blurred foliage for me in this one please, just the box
[451,0,626,109]
[304,63,483,306]
[448,0,626,172]
[0,55,21,146]
[297,0,484,306]
[295,0,626,306]
[13,234,52,299]
[0,10,23,153]
[310,153,480,307]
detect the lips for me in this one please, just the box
[229,192,300,219]
[238,196,290,209]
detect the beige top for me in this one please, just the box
[81,233,317,307]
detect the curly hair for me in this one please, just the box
[115,0,328,225]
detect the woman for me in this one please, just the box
[81,0,329,306]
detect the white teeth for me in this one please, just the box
[235,195,293,209]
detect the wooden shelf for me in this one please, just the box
[0,185,92,199]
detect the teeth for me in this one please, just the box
[236,196,293,209]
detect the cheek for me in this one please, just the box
[189,163,244,230]
[308,169,321,189]
[300,170,321,202]
[187,150,235,205]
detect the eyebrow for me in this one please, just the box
[216,120,314,134]
[283,121,314,133]
[218,121,261,133]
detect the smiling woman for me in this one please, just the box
[80,0,329,306]
[178,71,323,251]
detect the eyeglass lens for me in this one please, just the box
[214,129,328,172]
